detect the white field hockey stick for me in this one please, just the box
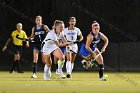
[26,37,34,42]
[88,51,103,67]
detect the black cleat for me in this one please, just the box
[10,70,14,74]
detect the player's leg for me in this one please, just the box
[79,43,93,69]
[66,51,72,78]
[53,48,66,78]
[69,44,78,76]
[54,55,59,73]
[16,52,22,73]
[10,54,17,73]
[31,48,39,78]
[10,46,22,73]
[43,54,52,80]
[71,53,77,73]
[81,55,92,69]
[95,49,106,81]
[17,46,24,73]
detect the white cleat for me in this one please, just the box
[59,73,66,78]
[56,71,66,78]
[43,73,51,81]
[43,76,51,81]
[99,77,107,81]
[31,73,37,78]
[55,70,59,75]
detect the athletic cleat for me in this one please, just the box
[66,74,72,78]
[55,70,59,75]
[10,70,14,74]
[43,76,51,81]
[31,73,37,78]
[99,77,107,81]
[43,75,51,81]
[43,72,51,81]
[57,72,66,78]
[81,60,90,69]
[56,70,66,78]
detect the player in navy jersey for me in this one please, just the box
[30,16,50,78]
[79,21,109,81]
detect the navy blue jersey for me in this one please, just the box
[34,24,46,44]
[79,32,101,56]
[90,32,101,47]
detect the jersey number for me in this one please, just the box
[71,36,74,40]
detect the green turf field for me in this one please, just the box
[0,71,140,93]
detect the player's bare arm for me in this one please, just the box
[100,32,109,53]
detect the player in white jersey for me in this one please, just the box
[42,20,71,80]
[63,17,83,78]
[53,30,69,77]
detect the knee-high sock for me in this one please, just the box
[54,62,58,71]
[33,63,37,74]
[98,64,104,78]
[71,63,74,72]
[66,61,71,74]
[44,65,51,77]
[57,60,64,73]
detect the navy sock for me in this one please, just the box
[33,63,37,74]
[98,64,104,78]
[54,62,58,71]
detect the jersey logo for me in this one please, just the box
[67,32,76,35]
[35,31,45,35]
[93,39,100,44]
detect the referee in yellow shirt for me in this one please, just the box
[2,23,29,73]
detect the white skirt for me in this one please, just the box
[42,43,58,55]
[66,44,78,53]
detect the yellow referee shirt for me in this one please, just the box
[11,30,27,46]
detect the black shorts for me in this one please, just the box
[12,45,22,55]
[33,42,42,52]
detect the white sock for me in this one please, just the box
[66,61,71,74]
[44,64,51,77]
[71,63,74,72]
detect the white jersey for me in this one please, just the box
[64,27,82,53]
[58,30,65,43]
[63,27,82,42]
[42,29,64,55]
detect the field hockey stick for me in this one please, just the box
[88,51,103,67]
[25,37,34,42]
